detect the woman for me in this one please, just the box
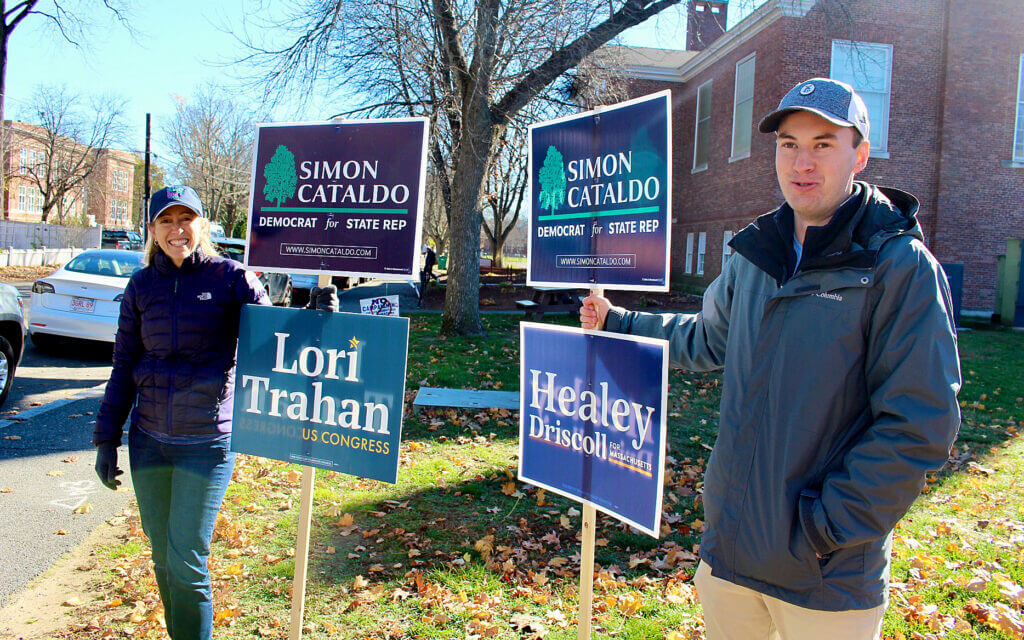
[94,185,269,639]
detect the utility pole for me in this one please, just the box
[143,113,151,241]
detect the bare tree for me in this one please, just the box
[19,85,127,224]
[236,0,682,335]
[161,86,256,238]
[423,167,450,256]
[0,1,130,218]
[481,125,527,269]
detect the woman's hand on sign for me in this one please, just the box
[580,294,610,331]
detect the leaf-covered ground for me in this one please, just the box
[33,317,1024,639]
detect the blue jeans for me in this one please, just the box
[129,428,235,640]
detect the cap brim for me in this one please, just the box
[758,106,857,133]
[149,201,203,221]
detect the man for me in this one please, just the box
[581,78,961,639]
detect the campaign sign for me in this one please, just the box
[528,91,671,291]
[519,323,668,537]
[245,118,429,279]
[360,295,400,317]
[231,305,409,483]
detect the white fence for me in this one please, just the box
[0,220,101,252]
[0,220,99,267]
[0,247,86,267]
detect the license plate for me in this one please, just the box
[71,297,95,313]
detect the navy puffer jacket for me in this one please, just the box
[95,248,270,445]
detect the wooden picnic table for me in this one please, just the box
[516,286,581,321]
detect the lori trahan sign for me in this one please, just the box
[231,305,408,483]
[245,118,429,280]
[518,323,668,536]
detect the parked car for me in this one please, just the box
[0,283,26,407]
[212,237,292,306]
[28,249,144,349]
[100,228,144,251]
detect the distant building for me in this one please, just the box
[2,120,135,229]
[619,0,1024,312]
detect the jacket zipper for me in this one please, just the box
[168,276,180,434]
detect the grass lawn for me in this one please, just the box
[76,317,1023,639]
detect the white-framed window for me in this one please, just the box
[112,169,130,192]
[1014,53,1024,162]
[17,186,26,212]
[731,54,756,161]
[721,230,734,272]
[830,40,893,156]
[696,232,707,276]
[685,232,694,274]
[693,80,713,172]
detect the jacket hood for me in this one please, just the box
[730,182,922,286]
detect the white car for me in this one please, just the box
[28,249,144,348]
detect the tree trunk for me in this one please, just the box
[492,235,504,269]
[440,116,499,336]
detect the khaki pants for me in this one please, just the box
[693,562,885,640]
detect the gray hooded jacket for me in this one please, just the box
[606,182,961,611]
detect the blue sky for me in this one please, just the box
[7,1,748,168]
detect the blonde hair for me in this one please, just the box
[143,216,218,266]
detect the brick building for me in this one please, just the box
[621,0,1024,312]
[2,120,135,230]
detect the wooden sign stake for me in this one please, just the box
[289,273,331,639]
[577,285,604,639]
[578,504,597,639]
[289,465,316,639]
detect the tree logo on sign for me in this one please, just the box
[537,145,566,214]
[263,145,298,206]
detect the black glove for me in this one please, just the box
[95,442,123,490]
[306,285,339,312]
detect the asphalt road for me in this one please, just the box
[0,338,131,607]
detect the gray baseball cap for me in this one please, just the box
[758,77,870,141]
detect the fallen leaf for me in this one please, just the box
[73,503,93,514]
[47,470,65,477]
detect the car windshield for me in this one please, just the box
[65,252,143,278]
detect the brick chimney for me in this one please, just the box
[687,0,729,51]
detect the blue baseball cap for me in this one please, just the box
[148,185,204,223]
[758,77,870,141]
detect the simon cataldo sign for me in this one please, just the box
[527,91,671,291]
[245,118,429,279]
[231,305,409,483]
[518,323,668,537]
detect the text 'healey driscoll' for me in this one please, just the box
[527,369,657,476]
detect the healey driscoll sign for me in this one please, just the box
[518,323,669,536]
[244,118,429,279]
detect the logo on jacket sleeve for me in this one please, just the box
[197,292,213,301]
